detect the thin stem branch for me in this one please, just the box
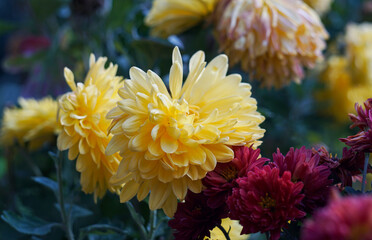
[55,151,75,240]
[148,210,157,240]
[21,148,42,176]
[361,153,369,193]
[126,201,147,240]
[217,224,231,240]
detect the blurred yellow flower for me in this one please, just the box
[106,47,265,217]
[318,56,353,122]
[204,218,249,240]
[215,0,328,88]
[303,0,333,15]
[57,54,122,201]
[346,23,372,86]
[1,97,60,151]
[145,0,218,37]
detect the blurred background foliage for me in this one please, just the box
[0,0,370,239]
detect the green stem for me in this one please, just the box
[126,201,147,240]
[55,151,75,240]
[148,210,157,240]
[217,224,231,240]
[361,153,369,193]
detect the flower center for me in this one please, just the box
[219,165,238,182]
[259,193,276,209]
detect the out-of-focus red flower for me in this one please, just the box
[202,146,268,209]
[168,191,228,240]
[272,147,332,213]
[227,165,305,240]
[9,35,50,57]
[316,147,369,187]
[301,195,372,240]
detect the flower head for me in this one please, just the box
[57,54,122,201]
[227,165,305,240]
[317,56,354,122]
[301,195,372,240]
[204,218,249,240]
[169,191,227,240]
[215,0,328,88]
[346,23,372,86]
[316,147,367,187]
[272,147,332,213]
[106,47,265,217]
[1,97,60,151]
[145,0,218,37]
[348,98,372,130]
[203,146,268,208]
[303,0,333,15]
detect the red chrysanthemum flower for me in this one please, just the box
[272,147,332,213]
[316,146,368,187]
[202,146,268,208]
[341,98,372,153]
[227,165,305,240]
[301,195,372,240]
[340,130,372,153]
[349,98,372,130]
[169,190,228,240]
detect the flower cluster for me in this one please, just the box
[105,47,265,217]
[272,147,332,213]
[170,146,333,240]
[57,55,122,201]
[145,0,328,88]
[0,97,61,151]
[319,23,372,122]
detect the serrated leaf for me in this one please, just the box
[1,210,59,236]
[32,177,58,194]
[54,203,93,223]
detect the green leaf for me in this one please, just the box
[54,203,93,223]
[1,210,59,236]
[32,176,58,194]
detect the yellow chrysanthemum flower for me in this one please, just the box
[106,47,265,217]
[57,54,122,201]
[204,218,249,240]
[317,56,353,122]
[145,0,218,37]
[303,0,333,15]
[346,23,372,86]
[215,0,328,88]
[1,97,60,151]
[318,56,372,122]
